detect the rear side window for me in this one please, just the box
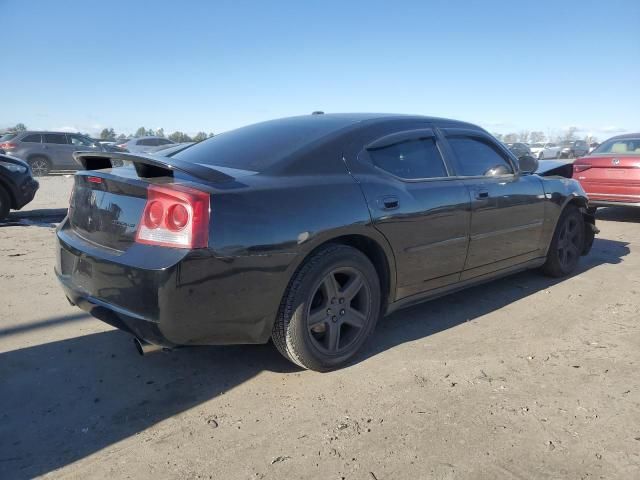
[68,135,93,146]
[157,138,173,145]
[22,134,42,143]
[0,133,17,142]
[138,138,156,146]
[43,133,68,144]
[368,138,447,179]
[447,136,514,176]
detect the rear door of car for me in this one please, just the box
[66,134,100,167]
[440,128,546,279]
[16,133,44,158]
[42,133,71,167]
[350,127,472,299]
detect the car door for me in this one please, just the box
[441,128,546,279]
[42,133,71,168]
[349,128,472,299]
[66,134,100,168]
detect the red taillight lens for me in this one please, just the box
[574,164,592,173]
[135,184,209,249]
[0,142,17,150]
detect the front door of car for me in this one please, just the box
[349,128,472,300]
[67,134,100,168]
[441,129,546,279]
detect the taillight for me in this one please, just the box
[135,184,210,249]
[0,142,17,150]
[574,164,592,173]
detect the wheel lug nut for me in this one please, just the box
[339,298,345,304]
[340,309,345,316]
[326,308,332,315]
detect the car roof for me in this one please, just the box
[606,132,640,140]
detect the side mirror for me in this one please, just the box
[519,155,539,174]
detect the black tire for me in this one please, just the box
[28,156,51,177]
[587,207,598,215]
[0,186,10,220]
[542,206,585,277]
[272,244,381,371]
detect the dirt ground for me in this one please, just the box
[1,177,639,480]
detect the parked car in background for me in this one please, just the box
[56,113,596,371]
[588,142,600,154]
[573,133,640,211]
[505,142,532,159]
[154,142,195,156]
[0,131,105,176]
[530,142,561,159]
[0,149,39,219]
[558,139,589,159]
[117,136,175,153]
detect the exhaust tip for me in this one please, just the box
[134,337,162,356]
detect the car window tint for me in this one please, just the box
[137,139,152,146]
[158,138,172,145]
[447,136,514,176]
[69,135,93,146]
[22,134,42,143]
[368,138,447,179]
[44,133,68,144]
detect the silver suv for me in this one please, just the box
[117,136,175,154]
[0,131,104,176]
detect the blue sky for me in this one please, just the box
[1,0,638,140]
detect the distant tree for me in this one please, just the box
[116,133,127,141]
[13,123,27,132]
[100,128,116,140]
[135,127,147,138]
[530,131,546,143]
[193,131,208,142]
[503,132,518,143]
[518,130,530,143]
[562,127,578,141]
[168,131,192,142]
[208,132,215,138]
[156,128,165,138]
[145,128,155,136]
[492,132,504,141]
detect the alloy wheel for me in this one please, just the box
[29,158,49,177]
[307,267,371,355]
[557,216,581,269]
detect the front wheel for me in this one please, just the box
[272,244,381,371]
[542,206,585,277]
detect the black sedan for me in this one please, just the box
[0,150,39,220]
[55,114,596,371]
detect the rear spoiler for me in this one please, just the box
[73,151,233,184]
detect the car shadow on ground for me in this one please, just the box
[0,238,629,479]
[595,206,640,223]
[1,209,67,228]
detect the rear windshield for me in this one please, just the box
[171,116,357,172]
[0,133,17,142]
[593,138,640,155]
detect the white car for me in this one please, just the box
[529,142,561,159]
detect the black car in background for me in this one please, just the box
[0,149,39,219]
[558,139,589,159]
[55,114,596,371]
[505,142,532,159]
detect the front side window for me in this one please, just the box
[22,134,42,143]
[68,135,94,147]
[447,136,514,177]
[44,133,68,145]
[157,138,173,145]
[368,138,448,180]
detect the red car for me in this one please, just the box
[573,133,640,211]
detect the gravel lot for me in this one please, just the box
[1,176,639,479]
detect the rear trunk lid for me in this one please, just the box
[573,154,640,202]
[67,152,233,251]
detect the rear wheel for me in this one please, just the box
[0,186,10,220]
[28,156,51,177]
[272,244,381,371]
[542,206,585,277]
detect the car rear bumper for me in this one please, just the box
[55,220,294,347]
